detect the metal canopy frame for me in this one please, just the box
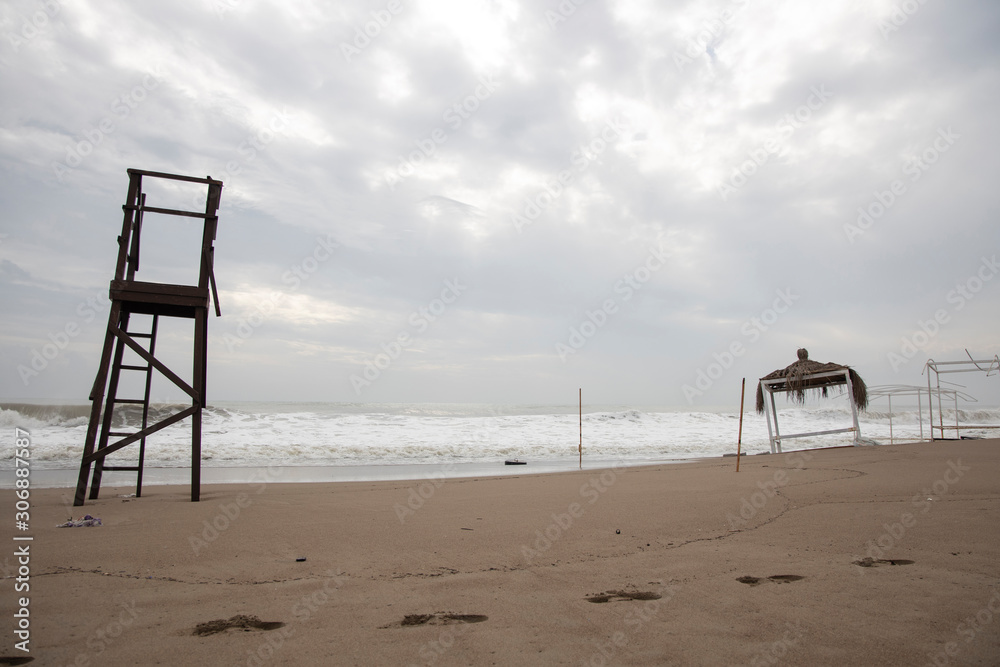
[925,355,1000,440]
[760,369,861,454]
[866,385,975,444]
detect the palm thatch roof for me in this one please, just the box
[756,348,868,414]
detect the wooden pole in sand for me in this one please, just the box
[736,378,746,472]
[579,388,582,469]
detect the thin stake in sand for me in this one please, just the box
[737,378,746,472]
[579,388,582,469]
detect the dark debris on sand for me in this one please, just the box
[193,615,285,636]
[586,589,663,603]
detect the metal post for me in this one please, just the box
[770,387,782,453]
[736,378,745,471]
[887,393,893,444]
[762,383,775,454]
[954,393,959,437]
[917,388,924,441]
[934,366,944,440]
[843,369,861,445]
[926,361,935,439]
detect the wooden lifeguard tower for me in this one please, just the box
[74,169,223,506]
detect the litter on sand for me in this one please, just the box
[58,515,103,527]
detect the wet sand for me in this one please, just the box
[3,439,999,665]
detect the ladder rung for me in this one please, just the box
[119,365,149,371]
[125,332,154,338]
[113,398,146,404]
[102,466,140,472]
[138,204,212,219]
[108,431,136,437]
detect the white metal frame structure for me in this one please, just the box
[760,368,861,454]
[866,385,975,444]
[925,355,1000,440]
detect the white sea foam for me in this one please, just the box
[2,401,998,471]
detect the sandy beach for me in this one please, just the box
[3,440,1000,666]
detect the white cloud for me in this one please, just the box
[1,0,998,407]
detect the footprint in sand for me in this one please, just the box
[586,590,663,603]
[192,615,286,636]
[388,612,489,628]
[852,557,915,568]
[737,575,806,586]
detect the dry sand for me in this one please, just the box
[3,440,1000,666]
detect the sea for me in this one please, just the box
[2,400,999,488]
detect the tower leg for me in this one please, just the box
[75,302,122,506]
[191,307,207,502]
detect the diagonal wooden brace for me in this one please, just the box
[110,323,199,400]
[83,406,198,464]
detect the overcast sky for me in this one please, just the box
[1,0,998,408]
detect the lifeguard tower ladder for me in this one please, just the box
[74,169,223,506]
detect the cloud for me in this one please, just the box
[0,0,998,407]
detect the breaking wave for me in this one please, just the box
[2,401,998,471]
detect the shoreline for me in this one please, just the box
[0,441,940,490]
[3,456,704,490]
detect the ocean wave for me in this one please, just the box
[585,409,644,422]
[1,402,996,471]
[0,404,91,428]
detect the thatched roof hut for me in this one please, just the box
[755,348,868,414]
